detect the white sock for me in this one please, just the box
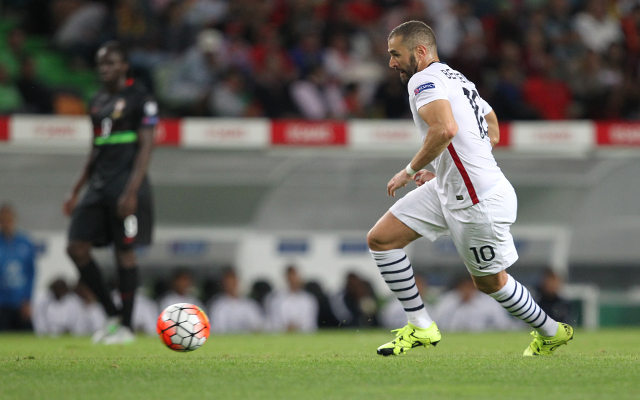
[370,249,433,328]
[489,274,558,337]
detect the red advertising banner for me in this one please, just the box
[272,120,346,146]
[155,118,180,146]
[0,117,8,141]
[596,122,640,146]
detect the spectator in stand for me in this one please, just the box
[0,28,26,79]
[330,272,378,327]
[536,269,574,325]
[304,281,340,327]
[221,22,253,75]
[183,0,229,31]
[343,0,384,28]
[0,204,35,331]
[373,67,410,118]
[253,53,298,118]
[154,29,224,114]
[289,33,325,78]
[380,275,433,329]
[491,61,540,120]
[16,57,54,114]
[290,64,347,119]
[158,268,204,312]
[570,51,609,118]
[249,279,272,312]
[622,5,640,61]
[433,275,517,332]
[32,279,80,336]
[265,265,318,333]
[159,0,195,54]
[435,0,485,61]
[574,0,624,55]
[522,53,574,120]
[53,1,110,67]
[208,70,259,117]
[0,64,24,113]
[545,0,584,66]
[208,267,264,333]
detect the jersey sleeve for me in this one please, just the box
[139,95,159,128]
[480,96,493,116]
[412,73,449,110]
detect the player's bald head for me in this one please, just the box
[388,21,437,52]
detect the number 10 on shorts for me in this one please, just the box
[470,245,495,268]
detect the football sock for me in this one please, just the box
[370,249,433,328]
[489,274,558,337]
[118,266,138,329]
[79,259,119,317]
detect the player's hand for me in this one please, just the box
[63,192,78,216]
[117,192,138,219]
[387,169,413,197]
[414,170,436,187]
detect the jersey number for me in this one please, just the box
[470,245,495,269]
[462,88,488,140]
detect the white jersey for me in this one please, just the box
[408,62,505,209]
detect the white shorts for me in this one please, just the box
[389,178,518,276]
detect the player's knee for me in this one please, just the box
[66,242,91,265]
[115,247,136,268]
[367,229,390,251]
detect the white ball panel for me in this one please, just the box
[187,314,200,325]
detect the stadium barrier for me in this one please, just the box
[2,115,640,150]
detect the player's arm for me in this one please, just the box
[63,146,99,216]
[387,99,458,197]
[485,109,499,147]
[117,125,155,218]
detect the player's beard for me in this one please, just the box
[399,54,418,85]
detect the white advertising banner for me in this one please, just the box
[10,115,92,147]
[348,120,422,150]
[511,121,595,152]
[181,118,269,149]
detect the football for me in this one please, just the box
[157,303,211,352]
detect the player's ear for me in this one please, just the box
[415,44,428,59]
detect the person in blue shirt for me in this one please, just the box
[0,204,35,331]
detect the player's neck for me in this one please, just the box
[104,77,127,94]
[417,55,440,73]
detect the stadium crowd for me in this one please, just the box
[2,0,640,120]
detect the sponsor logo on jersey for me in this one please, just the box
[112,98,126,119]
[414,82,435,95]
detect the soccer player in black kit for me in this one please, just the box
[63,42,157,344]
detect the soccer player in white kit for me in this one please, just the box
[368,21,574,356]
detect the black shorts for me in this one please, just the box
[68,177,153,249]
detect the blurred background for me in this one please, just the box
[1,0,640,336]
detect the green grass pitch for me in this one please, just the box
[1,329,639,400]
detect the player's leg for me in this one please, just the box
[66,240,119,319]
[103,184,152,344]
[473,271,573,355]
[114,247,138,332]
[369,181,447,356]
[368,211,430,327]
[447,180,572,355]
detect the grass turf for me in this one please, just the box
[1,329,639,400]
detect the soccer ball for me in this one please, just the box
[157,303,210,352]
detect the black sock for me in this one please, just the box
[118,266,138,329]
[79,259,119,317]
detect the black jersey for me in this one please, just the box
[88,81,158,190]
